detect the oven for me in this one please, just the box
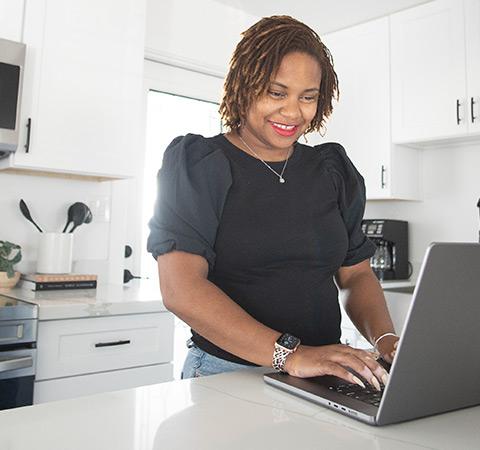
[0,295,38,410]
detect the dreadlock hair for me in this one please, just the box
[219,15,339,136]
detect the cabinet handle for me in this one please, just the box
[24,118,32,153]
[471,97,477,124]
[381,165,386,189]
[94,339,131,348]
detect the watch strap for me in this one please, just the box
[272,344,294,372]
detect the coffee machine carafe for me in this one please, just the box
[361,219,409,281]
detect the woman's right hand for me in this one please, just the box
[284,344,388,391]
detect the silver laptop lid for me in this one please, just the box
[377,242,480,425]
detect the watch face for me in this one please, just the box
[277,333,300,350]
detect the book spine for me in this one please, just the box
[19,280,97,291]
[25,275,97,283]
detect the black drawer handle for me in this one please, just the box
[381,165,386,189]
[95,339,131,348]
[25,118,32,153]
[471,97,477,124]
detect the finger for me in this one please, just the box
[322,362,366,388]
[332,352,381,391]
[352,349,389,386]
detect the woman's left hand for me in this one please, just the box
[376,335,399,363]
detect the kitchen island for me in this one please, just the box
[0,368,478,450]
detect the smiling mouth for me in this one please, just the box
[269,121,299,136]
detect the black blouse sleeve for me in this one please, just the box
[146,134,232,270]
[319,142,376,267]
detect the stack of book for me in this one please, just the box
[19,273,97,291]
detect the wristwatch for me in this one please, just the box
[272,333,301,372]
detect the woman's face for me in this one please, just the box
[242,51,322,157]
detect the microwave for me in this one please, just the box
[0,38,26,159]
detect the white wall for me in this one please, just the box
[365,142,480,271]
[0,172,125,282]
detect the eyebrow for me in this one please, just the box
[270,81,320,93]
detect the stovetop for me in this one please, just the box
[0,295,38,321]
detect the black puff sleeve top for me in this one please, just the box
[147,134,375,364]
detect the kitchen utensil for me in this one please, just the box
[62,203,76,233]
[63,202,87,233]
[19,199,43,232]
[63,202,91,233]
[69,203,91,233]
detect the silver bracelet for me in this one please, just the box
[373,332,398,353]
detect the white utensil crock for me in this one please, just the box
[37,232,73,274]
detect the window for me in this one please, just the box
[141,90,222,279]
[141,88,222,379]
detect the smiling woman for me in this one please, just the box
[147,15,398,387]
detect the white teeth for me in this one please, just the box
[273,122,295,130]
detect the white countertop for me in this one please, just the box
[0,369,478,450]
[0,280,167,320]
[0,277,414,322]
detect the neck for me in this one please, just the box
[227,129,292,162]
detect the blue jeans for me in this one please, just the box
[181,341,252,379]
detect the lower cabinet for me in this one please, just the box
[34,312,174,403]
[34,363,173,404]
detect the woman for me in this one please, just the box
[147,16,398,389]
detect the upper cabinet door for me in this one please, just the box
[321,18,392,199]
[0,0,24,41]
[465,0,480,133]
[2,0,146,179]
[390,0,467,143]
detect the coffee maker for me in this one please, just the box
[361,219,410,281]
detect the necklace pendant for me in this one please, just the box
[279,177,285,183]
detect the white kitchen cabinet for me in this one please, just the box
[390,0,480,144]
[320,18,419,200]
[0,0,24,41]
[34,312,174,403]
[34,363,173,403]
[0,0,146,180]
[465,0,480,134]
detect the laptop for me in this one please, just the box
[264,242,480,426]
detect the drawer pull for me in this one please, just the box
[25,118,32,153]
[95,339,131,348]
[471,97,477,124]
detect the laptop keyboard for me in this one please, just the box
[328,382,385,407]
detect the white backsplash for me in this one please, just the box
[0,172,119,283]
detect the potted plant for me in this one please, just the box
[0,240,22,289]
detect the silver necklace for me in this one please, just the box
[238,135,293,184]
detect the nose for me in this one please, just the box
[279,98,302,121]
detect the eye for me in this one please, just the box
[268,90,286,99]
[301,95,318,103]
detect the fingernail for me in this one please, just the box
[371,377,381,391]
[352,375,365,388]
[381,373,389,385]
